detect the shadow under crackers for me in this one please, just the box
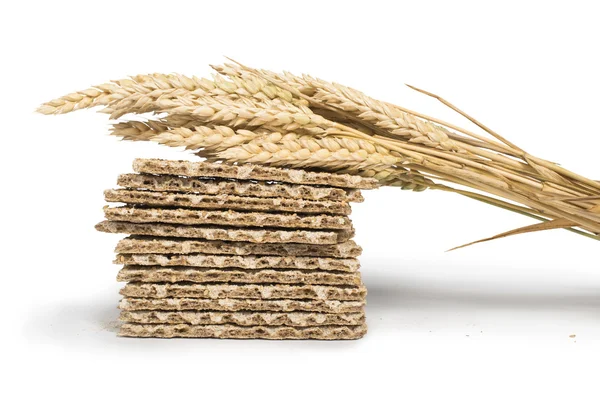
[20,264,600,344]
[361,260,600,327]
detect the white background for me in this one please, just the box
[3,1,599,399]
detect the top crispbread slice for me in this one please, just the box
[118,173,364,202]
[133,158,379,189]
[104,206,353,230]
[115,237,363,258]
[104,189,351,215]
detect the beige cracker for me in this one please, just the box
[118,173,364,202]
[116,237,362,258]
[117,266,362,286]
[120,310,365,327]
[116,253,360,272]
[104,206,353,230]
[119,297,365,313]
[119,323,367,340]
[98,221,354,244]
[120,282,366,300]
[133,158,379,189]
[104,189,351,215]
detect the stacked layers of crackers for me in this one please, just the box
[96,159,378,340]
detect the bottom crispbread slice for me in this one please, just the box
[117,266,361,286]
[116,254,360,272]
[119,323,367,340]
[116,237,362,258]
[119,297,365,313]
[97,221,353,244]
[120,310,365,327]
[120,282,367,301]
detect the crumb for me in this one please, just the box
[569,334,576,338]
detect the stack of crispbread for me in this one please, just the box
[96,158,378,340]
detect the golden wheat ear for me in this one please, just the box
[38,59,600,248]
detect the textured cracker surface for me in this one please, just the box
[119,297,365,313]
[120,311,365,327]
[133,158,379,189]
[115,237,361,257]
[105,189,352,215]
[118,174,364,202]
[119,323,368,339]
[120,282,366,300]
[97,221,353,244]
[104,206,353,230]
[117,266,362,286]
[116,254,360,272]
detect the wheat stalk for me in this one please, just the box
[111,119,429,190]
[154,98,461,189]
[36,83,132,115]
[37,71,306,121]
[38,60,600,246]
[112,121,262,152]
[210,132,399,168]
[219,63,597,197]
[123,66,581,202]
[108,70,550,197]
[203,132,427,187]
[231,63,600,224]
[213,64,458,149]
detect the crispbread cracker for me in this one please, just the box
[133,158,379,189]
[118,173,364,202]
[120,282,366,300]
[115,237,362,257]
[97,221,354,244]
[104,189,351,215]
[119,323,367,339]
[119,297,365,313]
[117,266,362,286]
[104,206,353,230]
[120,311,365,327]
[116,254,359,272]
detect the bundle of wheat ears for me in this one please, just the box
[38,59,600,249]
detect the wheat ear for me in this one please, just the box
[203,132,426,187]
[39,70,307,120]
[111,121,264,152]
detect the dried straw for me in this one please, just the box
[38,60,600,248]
